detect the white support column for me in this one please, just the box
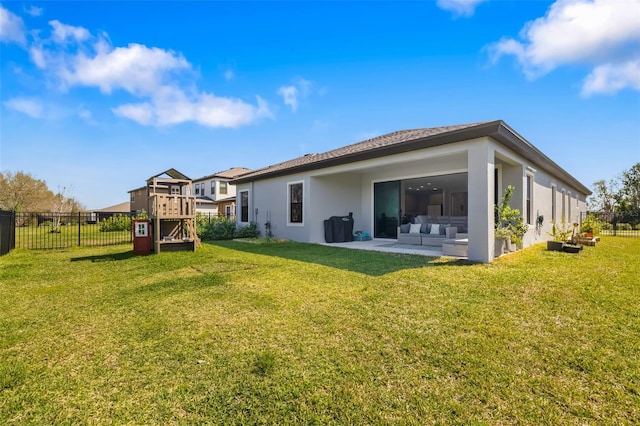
[467,141,494,262]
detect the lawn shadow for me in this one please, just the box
[71,250,137,262]
[210,240,475,276]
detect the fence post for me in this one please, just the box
[78,211,81,246]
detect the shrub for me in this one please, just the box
[602,222,613,230]
[235,222,260,238]
[100,214,131,232]
[197,217,237,240]
[635,223,640,230]
[616,222,632,231]
[580,213,604,235]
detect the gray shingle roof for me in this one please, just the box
[231,119,591,195]
[233,121,494,183]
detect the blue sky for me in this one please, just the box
[1,0,639,209]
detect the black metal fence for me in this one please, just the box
[0,210,16,256]
[581,211,640,237]
[13,211,135,250]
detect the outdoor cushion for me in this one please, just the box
[409,223,421,234]
[420,223,430,233]
[430,224,440,235]
[440,224,450,235]
[400,223,411,233]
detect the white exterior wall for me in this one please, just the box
[237,137,589,262]
[193,178,238,201]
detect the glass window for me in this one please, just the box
[220,181,228,195]
[195,183,200,195]
[289,182,303,224]
[551,185,557,222]
[240,191,249,222]
[526,175,533,225]
[211,181,216,195]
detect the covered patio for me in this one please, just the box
[319,239,468,259]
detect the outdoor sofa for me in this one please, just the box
[397,215,467,247]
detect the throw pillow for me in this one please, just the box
[420,223,430,234]
[400,224,410,234]
[430,224,440,235]
[440,224,449,235]
[409,223,421,234]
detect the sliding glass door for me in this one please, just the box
[374,181,400,238]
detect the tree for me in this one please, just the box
[587,179,617,213]
[0,171,54,212]
[618,163,640,212]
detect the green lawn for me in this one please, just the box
[1,238,638,424]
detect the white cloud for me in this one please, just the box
[25,5,43,17]
[113,86,272,128]
[278,76,321,112]
[0,4,26,46]
[16,18,272,127]
[49,20,90,44]
[78,107,96,124]
[278,85,299,112]
[437,0,487,17]
[582,59,640,95]
[4,97,44,118]
[490,0,640,95]
[61,43,191,95]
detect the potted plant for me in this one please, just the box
[494,226,511,256]
[547,219,571,251]
[563,222,583,253]
[580,213,603,238]
[494,185,528,254]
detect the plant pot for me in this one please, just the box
[563,244,582,253]
[505,239,514,252]
[547,241,564,251]
[494,238,506,257]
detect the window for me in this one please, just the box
[170,186,180,195]
[288,182,303,224]
[220,181,228,195]
[195,183,200,196]
[526,174,533,225]
[551,185,557,222]
[240,191,249,222]
[225,205,232,219]
[211,180,216,195]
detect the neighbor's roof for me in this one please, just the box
[193,167,252,182]
[93,201,130,213]
[232,120,591,195]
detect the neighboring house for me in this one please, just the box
[191,167,251,216]
[232,120,591,263]
[91,201,131,222]
[128,186,147,214]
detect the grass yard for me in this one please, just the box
[1,238,639,424]
[14,223,131,249]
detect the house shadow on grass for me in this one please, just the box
[71,250,137,262]
[210,240,475,277]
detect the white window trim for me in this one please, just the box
[526,173,534,225]
[239,190,250,223]
[287,180,304,227]
[551,184,557,223]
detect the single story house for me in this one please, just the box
[232,120,591,262]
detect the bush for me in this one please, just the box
[235,222,260,238]
[602,222,613,230]
[635,223,640,230]
[616,222,632,231]
[197,217,237,240]
[580,213,604,235]
[100,215,131,232]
